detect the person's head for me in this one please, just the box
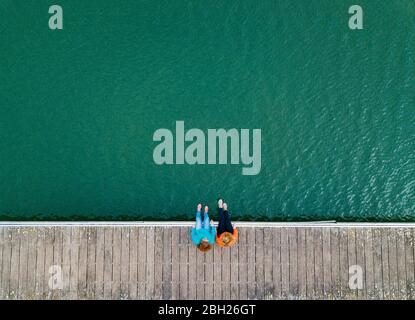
[198,238,212,252]
[222,233,233,246]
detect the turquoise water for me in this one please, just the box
[0,0,414,221]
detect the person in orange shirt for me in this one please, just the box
[215,199,238,248]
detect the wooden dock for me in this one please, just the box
[0,223,415,300]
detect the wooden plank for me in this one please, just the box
[0,228,3,298]
[347,228,357,299]
[338,228,349,299]
[154,227,163,300]
[263,228,274,299]
[230,237,239,299]
[380,228,391,299]
[161,227,172,300]
[238,228,248,299]
[322,228,332,299]
[355,227,367,299]
[404,228,415,299]
[146,227,155,299]
[94,227,105,299]
[313,228,324,299]
[195,237,205,300]
[330,228,341,299]
[111,227,122,299]
[395,228,407,299]
[363,228,375,299]
[372,228,384,299]
[296,228,306,299]
[34,228,46,299]
[26,227,38,299]
[254,228,264,299]
[9,228,20,299]
[1,228,12,299]
[17,228,29,299]
[221,241,231,300]
[280,228,289,299]
[387,228,399,299]
[412,228,415,299]
[51,227,63,300]
[61,228,71,299]
[86,227,97,300]
[288,228,298,299]
[305,228,315,299]
[212,233,222,300]
[137,227,147,299]
[204,231,214,300]
[178,227,188,299]
[43,227,55,299]
[247,227,256,299]
[0,228,4,299]
[78,227,88,299]
[272,228,281,299]
[69,227,80,299]
[3,225,414,300]
[171,227,179,299]
[103,227,113,300]
[188,227,198,300]
[187,229,197,300]
[120,227,130,300]
[129,227,139,299]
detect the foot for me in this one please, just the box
[197,203,202,212]
[218,198,223,208]
[204,205,209,213]
[223,203,228,211]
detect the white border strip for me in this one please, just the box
[0,221,415,228]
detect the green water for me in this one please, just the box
[0,0,414,221]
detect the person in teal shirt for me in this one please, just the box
[191,204,216,252]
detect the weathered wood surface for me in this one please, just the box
[0,226,414,300]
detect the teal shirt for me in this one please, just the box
[191,226,216,245]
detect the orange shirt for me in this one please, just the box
[215,228,238,247]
